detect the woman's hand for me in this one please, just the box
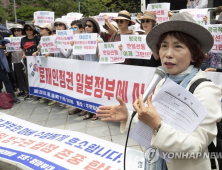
[32,51,38,57]
[205,68,216,72]
[71,41,74,46]
[22,55,26,59]
[96,96,128,122]
[133,94,161,130]
[118,44,122,51]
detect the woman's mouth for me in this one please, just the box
[164,62,175,68]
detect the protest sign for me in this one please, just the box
[40,36,59,54]
[5,37,23,52]
[180,8,208,26]
[55,30,74,49]
[66,12,83,27]
[34,11,54,25]
[99,13,118,23]
[98,42,124,64]
[147,3,170,23]
[95,16,105,26]
[121,35,152,59]
[27,56,155,112]
[0,112,144,170]
[73,33,97,54]
[204,24,222,53]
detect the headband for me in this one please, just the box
[118,14,131,20]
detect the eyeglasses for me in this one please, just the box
[13,29,21,32]
[141,19,150,24]
[84,24,93,28]
[25,28,33,31]
[116,20,124,24]
[69,27,78,31]
[54,23,64,27]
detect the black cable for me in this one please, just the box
[124,110,137,170]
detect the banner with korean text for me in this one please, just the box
[27,56,155,112]
[147,3,170,23]
[180,8,208,26]
[56,30,73,49]
[98,42,124,64]
[204,24,222,53]
[34,11,54,25]
[40,36,59,54]
[121,35,152,59]
[5,37,23,52]
[0,112,144,170]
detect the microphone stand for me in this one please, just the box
[124,110,137,170]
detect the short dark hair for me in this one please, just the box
[215,6,222,15]
[137,11,143,15]
[71,20,83,29]
[156,31,204,67]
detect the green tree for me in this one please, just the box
[112,0,141,13]
[0,6,8,24]
[8,5,51,22]
[81,0,114,16]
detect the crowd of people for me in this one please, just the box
[0,4,222,170]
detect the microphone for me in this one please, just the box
[132,66,166,118]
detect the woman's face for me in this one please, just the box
[116,19,129,30]
[71,24,82,34]
[54,22,66,30]
[141,19,153,33]
[40,27,49,36]
[13,29,22,37]
[159,34,194,75]
[25,26,34,36]
[84,21,94,33]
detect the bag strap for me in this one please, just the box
[189,78,211,94]
[189,78,217,169]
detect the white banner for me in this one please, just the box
[98,42,124,64]
[73,33,97,54]
[27,57,222,113]
[204,24,222,53]
[0,112,144,170]
[34,11,54,25]
[40,36,59,54]
[147,3,170,23]
[99,13,118,23]
[66,12,83,27]
[180,8,208,26]
[27,56,155,112]
[94,15,105,26]
[121,35,152,59]
[56,30,74,49]
[4,37,23,52]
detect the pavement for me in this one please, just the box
[0,93,144,153]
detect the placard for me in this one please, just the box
[4,37,23,52]
[40,36,59,54]
[56,30,74,49]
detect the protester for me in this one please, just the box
[109,10,135,65]
[204,13,222,72]
[134,11,161,67]
[80,16,104,120]
[96,12,221,170]
[21,24,40,100]
[137,11,143,19]
[187,0,208,8]
[10,24,28,97]
[0,35,20,103]
[215,6,222,17]
[100,15,118,42]
[16,19,26,26]
[32,23,58,106]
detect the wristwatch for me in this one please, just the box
[153,121,162,136]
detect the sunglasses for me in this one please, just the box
[141,19,150,24]
[25,28,33,31]
[84,24,93,28]
[54,23,64,27]
[69,27,78,31]
[13,29,21,32]
[116,20,124,24]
